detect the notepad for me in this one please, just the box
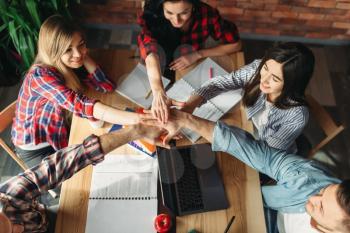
[167,58,243,142]
[85,154,158,233]
[116,63,171,109]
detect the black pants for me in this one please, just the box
[46,205,58,233]
[15,145,55,168]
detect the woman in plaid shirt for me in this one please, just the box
[11,15,143,167]
[138,0,241,124]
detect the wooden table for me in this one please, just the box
[55,49,266,233]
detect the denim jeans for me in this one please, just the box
[15,145,55,168]
[264,207,279,233]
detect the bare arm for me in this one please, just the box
[93,102,140,125]
[182,94,204,113]
[145,53,171,123]
[83,54,98,73]
[99,124,163,154]
[170,41,242,71]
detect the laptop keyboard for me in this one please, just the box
[175,149,204,212]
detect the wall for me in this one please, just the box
[78,0,350,41]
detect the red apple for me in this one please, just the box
[154,213,172,233]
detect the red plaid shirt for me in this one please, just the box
[11,66,115,150]
[0,135,104,232]
[137,2,240,60]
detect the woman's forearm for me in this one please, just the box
[83,55,98,73]
[145,53,164,94]
[197,41,242,58]
[183,94,204,113]
[93,102,140,125]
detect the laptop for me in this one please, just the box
[157,143,229,216]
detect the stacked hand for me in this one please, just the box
[141,109,186,146]
[151,91,185,123]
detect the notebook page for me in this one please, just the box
[116,63,170,109]
[85,154,157,233]
[166,78,194,102]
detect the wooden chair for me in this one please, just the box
[306,94,345,158]
[0,101,57,197]
[0,101,27,170]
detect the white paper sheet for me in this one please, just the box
[116,63,170,109]
[85,154,158,233]
[167,58,243,142]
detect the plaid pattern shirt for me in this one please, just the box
[137,2,240,60]
[0,135,104,232]
[11,66,115,150]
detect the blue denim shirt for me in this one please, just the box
[212,121,341,213]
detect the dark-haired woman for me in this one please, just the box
[182,42,315,153]
[137,0,241,123]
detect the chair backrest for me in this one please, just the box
[0,101,27,170]
[306,95,345,158]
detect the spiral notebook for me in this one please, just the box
[85,154,158,233]
[116,63,171,109]
[166,58,242,142]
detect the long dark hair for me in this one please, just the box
[142,0,201,65]
[243,42,315,109]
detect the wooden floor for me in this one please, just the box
[0,30,349,184]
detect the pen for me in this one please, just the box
[209,67,213,79]
[144,89,152,99]
[223,215,235,233]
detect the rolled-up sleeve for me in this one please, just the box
[137,14,159,60]
[84,67,116,93]
[30,67,97,119]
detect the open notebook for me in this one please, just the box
[167,58,242,142]
[116,63,171,109]
[85,154,158,233]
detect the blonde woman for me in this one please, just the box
[12,15,142,167]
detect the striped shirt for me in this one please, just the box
[0,135,104,232]
[11,66,115,150]
[196,59,309,152]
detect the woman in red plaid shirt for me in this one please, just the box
[11,15,143,167]
[138,0,241,123]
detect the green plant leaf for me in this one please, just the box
[8,21,19,50]
[0,0,10,23]
[18,30,31,68]
[26,33,36,62]
[7,6,32,32]
[25,0,41,29]
[50,0,58,11]
[0,23,6,33]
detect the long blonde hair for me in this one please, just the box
[33,15,83,92]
